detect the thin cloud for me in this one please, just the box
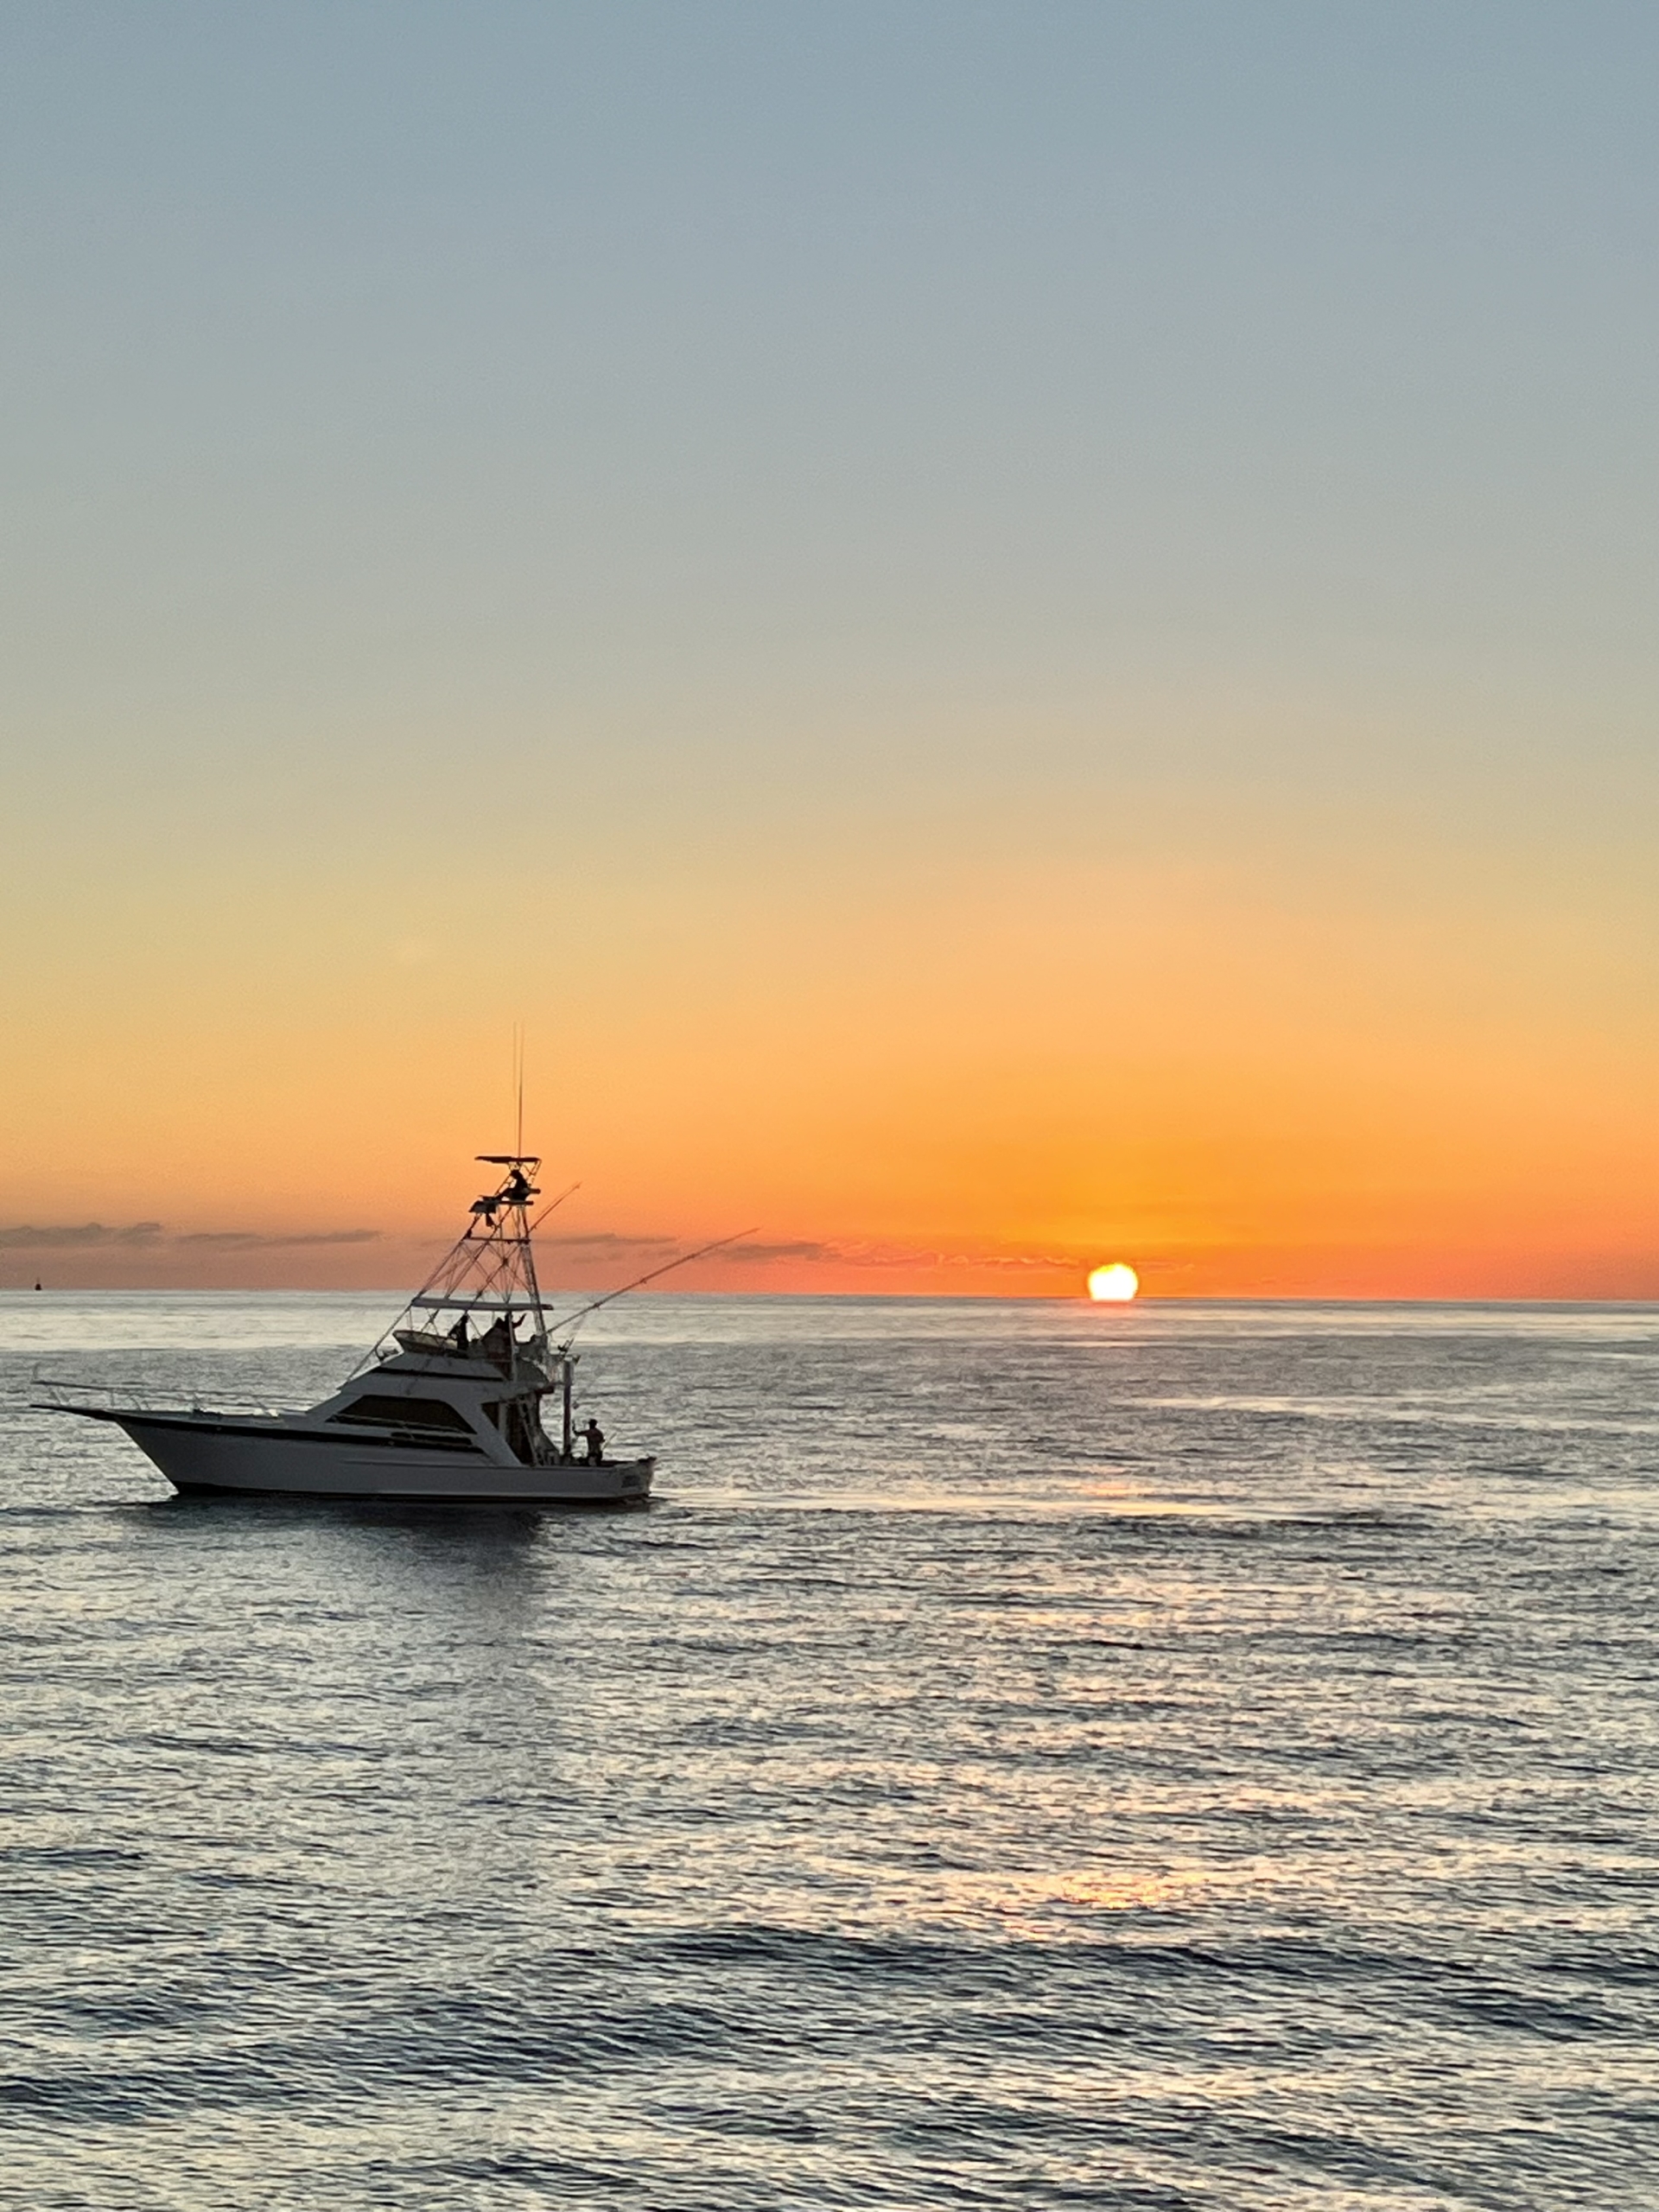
[0,1222,379,1251]
[721,1239,834,1262]
[547,1236,1045,1269]
[543,1234,835,1265]
[175,1230,381,1249]
[541,1230,679,1254]
[710,1239,1091,1271]
[0,1222,163,1249]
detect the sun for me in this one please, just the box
[1087,1262,1140,1302]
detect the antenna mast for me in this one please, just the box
[513,1023,524,1160]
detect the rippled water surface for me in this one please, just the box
[2,1293,1656,2209]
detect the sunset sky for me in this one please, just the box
[3,2,1656,1296]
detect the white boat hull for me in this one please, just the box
[100,1413,653,1506]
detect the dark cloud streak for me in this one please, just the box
[721,1240,833,1262]
[0,1223,378,1251]
[176,1230,381,1249]
[0,1222,162,1249]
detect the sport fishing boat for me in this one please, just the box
[48,1157,658,1505]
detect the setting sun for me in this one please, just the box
[1087,1262,1140,1302]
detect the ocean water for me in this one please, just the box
[1,1292,1654,2211]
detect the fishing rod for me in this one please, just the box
[550,1227,758,1344]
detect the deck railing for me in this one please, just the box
[30,1375,304,1420]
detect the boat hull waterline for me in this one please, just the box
[86,1410,653,1505]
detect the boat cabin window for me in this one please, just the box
[330,1395,474,1432]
